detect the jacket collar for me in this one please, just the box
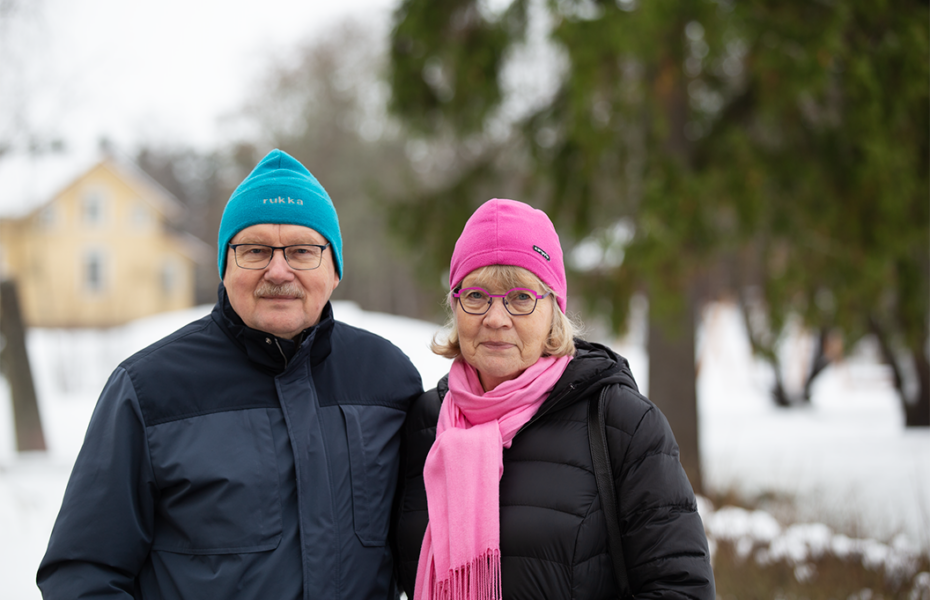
[433,339,637,425]
[212,283,334,373]
[519,339,638,434]
[551,340,636,397]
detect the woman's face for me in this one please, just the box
[455,268,554,392]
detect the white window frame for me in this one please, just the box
[82,188,107,226]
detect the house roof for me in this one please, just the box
[0,149,95,219]
[173,230,215,265]
[0,147,185,221]
[97,154,186,221]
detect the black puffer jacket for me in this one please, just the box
[393,340,715,599]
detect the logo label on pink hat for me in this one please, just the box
[533,245,550,261]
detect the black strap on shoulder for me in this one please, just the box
[587,385,634,600]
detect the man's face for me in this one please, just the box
[224,224,340,339]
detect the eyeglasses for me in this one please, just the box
[453,287,552,316]
[229,243,331,271]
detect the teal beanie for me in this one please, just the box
[217,149,343,279]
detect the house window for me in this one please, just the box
[38,204,58,229]
[83,249,106,293]
[82,189,107,226]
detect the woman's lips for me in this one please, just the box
[480,341,514,350]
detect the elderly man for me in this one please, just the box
[37,149,423,599]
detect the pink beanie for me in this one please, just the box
[449,198,567,313]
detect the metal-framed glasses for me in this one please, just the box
[453,287,552,316]
[229,243,331,271]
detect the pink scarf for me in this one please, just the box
[414,355,572,600]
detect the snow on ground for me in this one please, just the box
[1,301,928,598]
[697,303,929,547]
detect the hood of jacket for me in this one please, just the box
[537,338,637,410]
[432,339,638,421]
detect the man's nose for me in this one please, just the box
[264,249,295,279]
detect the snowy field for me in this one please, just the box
[1,301,928,598]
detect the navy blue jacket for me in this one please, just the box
[394,340,714,599]
[38,286,423,599]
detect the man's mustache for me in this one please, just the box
[254,282,305,299]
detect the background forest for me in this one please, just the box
[5,0,926,496]
[101,0,930,490]
[1,0,928,597]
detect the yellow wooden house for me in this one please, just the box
[0,151,210,328]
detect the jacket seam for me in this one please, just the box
[503,457,593,474]
[146,403,278,426]
[131,368,162,497]
[502,503,586,518]
[152,536,282,555]
[571,463,602,598]
[502,554,571,567]
[335,398,411,410]
[624,501,698,519]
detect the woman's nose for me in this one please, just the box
[482,297,512,326]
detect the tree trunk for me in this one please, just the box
[647,297,703,494]
[736,297,784,407]
[770,377,791,408]
[905,345,930,427]
[0,279,47,451]
[870,318,930,428]
[802,328,831,402]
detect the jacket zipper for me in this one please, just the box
[272,338,288,370]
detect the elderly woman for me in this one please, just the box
[393,199,715,600]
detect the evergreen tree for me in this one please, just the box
[385,0,930,498]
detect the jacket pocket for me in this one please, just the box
[148,408,283,554]
[340,404,406,547]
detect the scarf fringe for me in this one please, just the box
[431,549,502,600]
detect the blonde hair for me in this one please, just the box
[431,265,580,359]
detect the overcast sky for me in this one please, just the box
[1,0,397,153]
